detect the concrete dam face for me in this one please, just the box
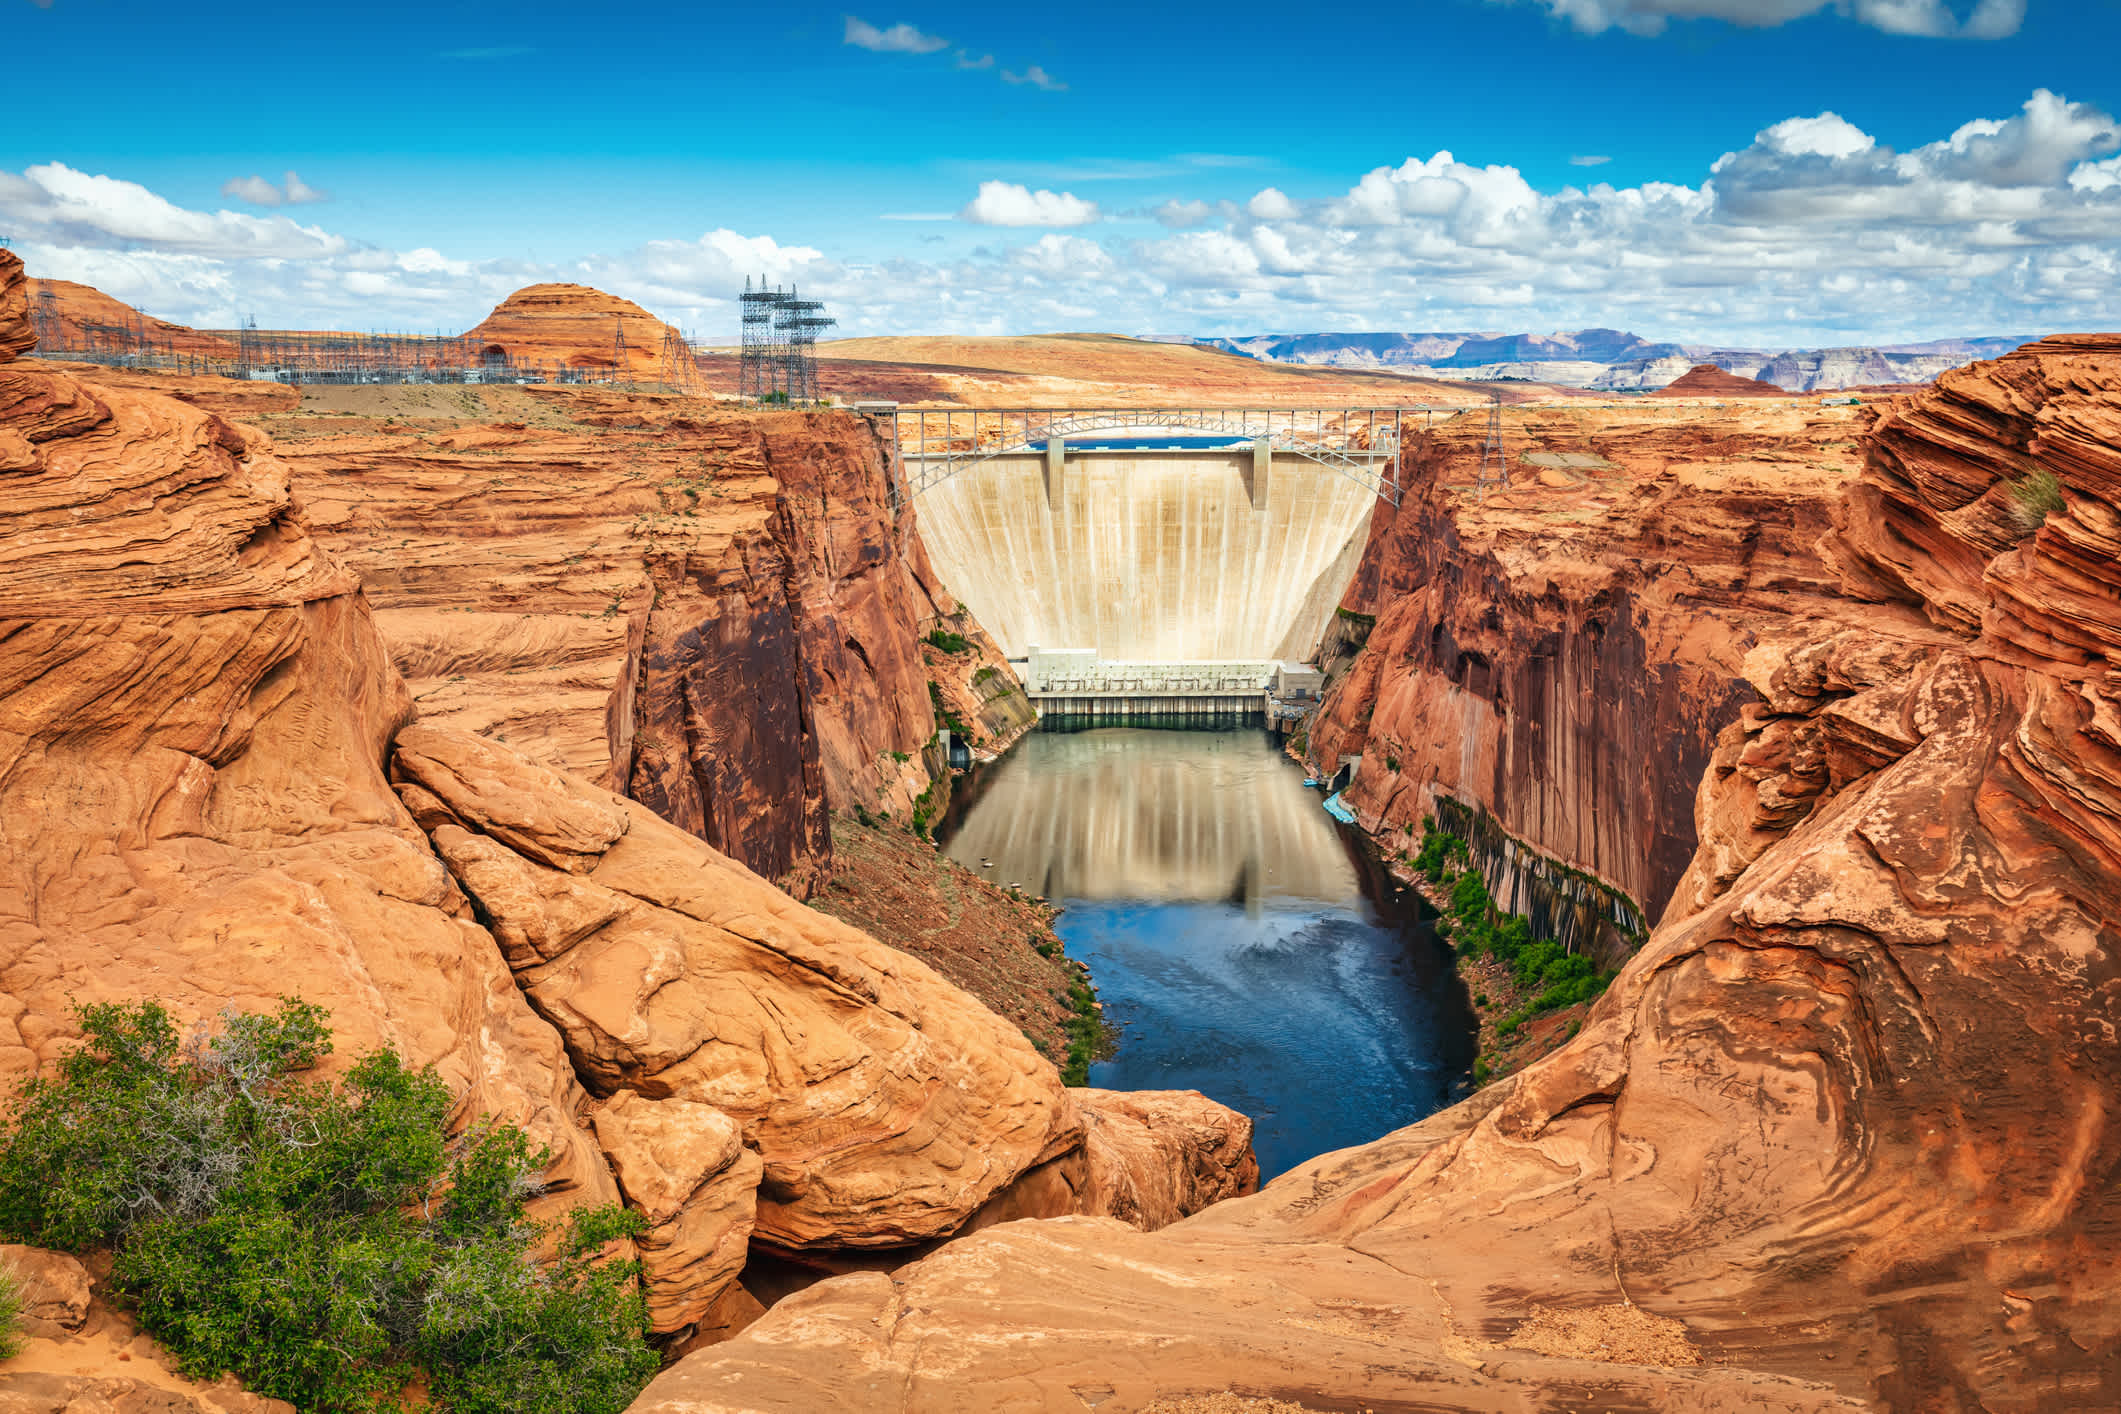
[914,448,1377,668]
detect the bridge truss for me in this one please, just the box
[885,407,1434,508]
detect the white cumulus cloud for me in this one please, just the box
[220,170,329,207]
[843,16,949,53]
[960,181,1099,227]
[1000,65,1067,91]
[1503,0,2024,37]
[9,89,2121,349]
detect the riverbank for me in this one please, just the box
[1295,708,1604,1090]
[811,812,1113,1079]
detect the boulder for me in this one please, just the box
[591,1092,761,1335]
[392,723,1085,1251]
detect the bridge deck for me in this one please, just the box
[860,405,1450,508]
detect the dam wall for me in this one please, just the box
[914,449,1378,665]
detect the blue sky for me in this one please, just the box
[7,0,2121,343]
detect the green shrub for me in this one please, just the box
[1060,979,1109,1086]
[0,1000,656,1413]
[924,629,971,655]
[971,665,999,685]
[1415,818,1616,1024]
[0,1263,22,1360]
[926,681,970,737]
[2008,468,2065,533]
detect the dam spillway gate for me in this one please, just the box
[881,407,1416,509]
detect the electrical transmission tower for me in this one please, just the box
[777,287,833,403]
[1473,389,1508,499]
[737,277,836,404]
[611,316,631,386]
[32,285,60,352]
[659,325,697,394]
[739,277,783,401]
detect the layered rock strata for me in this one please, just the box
[1307,400,1868,941]
[461,282,687,382]
[261,386,1029,896]
[636,340,2121,1410]
[0,253,1253,1359]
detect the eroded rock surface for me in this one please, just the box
[0,248,613,1213]
[637,340,2121,1410]
[393,723,1086,1252]
[263,386,1028,896]
[1306,399,1870,947]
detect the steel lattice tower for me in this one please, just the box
[1473,390,1507,499]
[777,286,833,403]
[739,277,786,400]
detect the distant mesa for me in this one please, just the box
[463,282,685,381]
[1650,363,1787,398]
[25,277,239,359]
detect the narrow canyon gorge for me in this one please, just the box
[2,250,2117,1412]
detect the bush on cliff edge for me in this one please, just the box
[1417,818,1616,1031]
[0,999,657,1413]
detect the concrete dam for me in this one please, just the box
[898,409,1400,714]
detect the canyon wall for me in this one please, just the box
[915,450,1374,662]
[0,252,1254,1380]
[639,338,2121,1411]
[1306,402,1866,944]
[254,384,1026,897]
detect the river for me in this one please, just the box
[937,721,1477,1181]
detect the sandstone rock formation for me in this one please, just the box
[1306,400,1867,944]
[0,255,31,362]
[258,384,1029,897]
[0,1244,292,1413]
[1076,1089,1259,1232]
[1651,362,1788,397]
[0,248,614,1215]
[638,338,2121,1410]
[391,722,1084,1253]
[1,253,1249,1364]
[18,278,240,362]
[462,283,687,384]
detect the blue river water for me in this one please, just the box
[937,723,1476,1180]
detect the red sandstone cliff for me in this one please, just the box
[1652,362,1789,397]
[463,283,690,384]
[245,383,1028,896]
[0,250,1252,1374]
[20,278,240,360]
[1307,400,1865,945]
[639,339,2121,1410]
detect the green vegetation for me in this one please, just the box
[1416,818,1616,1039]
[908,779,940,837]
[927,681,970,737]
[1059,972,1111,1086]
[0,1000,656,1413]
[971,665,1000,686]
[1332,607,1377,627]
[924,628,971,655]
[2008,468,2065,534]
[0,1264,22,1360]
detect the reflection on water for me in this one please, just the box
[938,726,1475,1180]
[941,727,1356,905]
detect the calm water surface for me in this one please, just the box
[937,724,1476,1180]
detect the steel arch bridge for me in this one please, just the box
[877,406,1433,508]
